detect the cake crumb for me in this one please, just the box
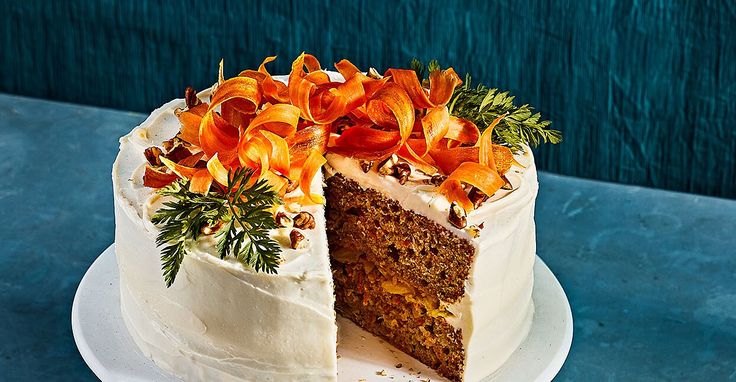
[376,369,387,376]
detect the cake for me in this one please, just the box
[112,54,559,382]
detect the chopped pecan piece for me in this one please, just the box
[293,211,316,230]
[275,212,293,228]
[468,187,489,209]
[448,202,467,229]
[359,160,374,173]
[430,173,448,186]
[289,229,308,249]
[144,146,163,167]
[184,86,201,109]
[392,162,411,185]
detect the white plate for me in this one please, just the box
[72,245,572,381]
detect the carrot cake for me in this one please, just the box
[111,54,560,382]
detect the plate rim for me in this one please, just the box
[72,244,572,382]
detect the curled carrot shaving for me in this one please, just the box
[332,124,401,160]
[260,130,291,177]
[493,145,515,175]
[177,102,208,146]
[254,56,290,103]
[478,113,507,173]
[438,179,473,212]
[199,112,239,165]
[260,170,290,195]
[366,83,414,145]
[385,67,462,109]
[299,151,326,204]
[384,69,436,109]
[206,154,229,186]
[287,124,330,167]
[429,146,479,175]
[334,59,360,80]
[179,153,204,168]
[428,68,462,106]
[420,107,450,155]
[208,76,261,115]
[237,134,271,179]
[445,116,480,146]
[244,103,300,138]
[396,142,437,174]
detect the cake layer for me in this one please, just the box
[112,97,338,381]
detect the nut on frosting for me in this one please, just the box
[293,211,316,230]
[448,202,467,229]
[289,229,308,250]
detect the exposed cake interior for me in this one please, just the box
[326,173,471,381]
[323,150,538,382]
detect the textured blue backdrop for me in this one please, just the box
[1,0,734,198]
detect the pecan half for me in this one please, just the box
[293,211,316,230]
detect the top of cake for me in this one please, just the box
[128,54,560,287]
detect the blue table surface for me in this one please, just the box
[0,93,734,381]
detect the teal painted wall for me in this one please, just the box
[2,0,734,198]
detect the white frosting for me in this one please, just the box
[113,72,537,382]
[325,148,537,381]
[112,97,337,382]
